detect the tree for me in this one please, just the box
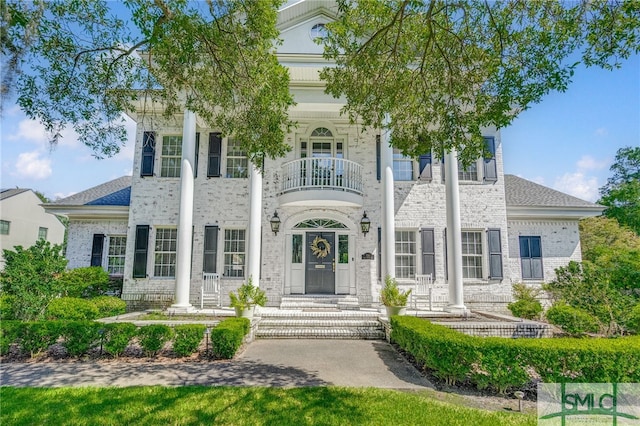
[321,1,640,164]
[2,0,294,166]
[598,147,640,235]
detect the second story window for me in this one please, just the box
[458,160,478,181]
[161,136,182,177]
[0,220,9,235]
[38,227,48,240]
[226,138,248,178]
[393,148,413,181]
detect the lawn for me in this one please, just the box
[1,386,535,425]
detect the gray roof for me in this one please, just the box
[0,188,30,201]
[504,174,600,208]
[49,176,132,206]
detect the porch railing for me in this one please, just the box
[280,157,363,195]
[201,272,221,309]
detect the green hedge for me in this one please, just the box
[18,321,63,357]
[210,318,250,359]
[546,304,599,336]
[173,324,206,357]
[391,316,640,394]
[60,321,102,357]
[46,297,99,321]
[91,296,126,318]
[137,324,174,357]
[102,323,137,357]
[0,320,21,355]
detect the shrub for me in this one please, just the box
[172,324,206,357]
[137,324,174,357]
[0,240,67,320]
[0,320,21,355]
[102,323,137,357]
[46,297,99,321]
[380,275,411,307]
[60,321,102,357]
[57,267,110,298]
[507,283,543,320]
[91,296,126,318]
[210,318,250,359]
[626,304,640,335]
[546,304,600,336]
[229,277,267,309]
[18,321,62,357]
[0,294,16,320]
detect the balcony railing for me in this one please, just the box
[280,157,364,195]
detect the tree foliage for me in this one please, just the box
[321,0,640,163]
[3,0,294,166]
[598,146,640,235]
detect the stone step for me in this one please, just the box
[256,327,386,340]
[258,310,380,320]
[259,319,382,328]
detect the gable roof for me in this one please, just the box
[0,188,30,201]
[49,176,131,206]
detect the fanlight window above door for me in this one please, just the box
[310,127,333,137]
[294,219,348,229]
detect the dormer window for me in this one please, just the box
[310,23,328,40]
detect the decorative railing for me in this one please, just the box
[280,157,363,195]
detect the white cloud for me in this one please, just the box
[594,128,608,137]
[553,172,599,202]
[576,155,608,171]
[14,151,52,180]
[5,118,80,149]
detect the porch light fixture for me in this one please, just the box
[360,212,371,236]
[270,211,281,235]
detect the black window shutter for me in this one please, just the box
[133,225,150,278]
[376,135,381,181]
[443,228,448,280]
[141,132,156,177]
[194,132,200,178]
[377,226,382,280]
[419,153,432,180]
[207,132,222,177]
[203,226,218,273]
[420,228,435,277]
[90,234,105,267]
[483,137,498,182]
[520,236,543,279]
[487,228,503,279]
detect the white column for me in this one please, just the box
[381,115,395,280]
[247,161,262,288]
[172,110,196,311]
[444,149,466,312]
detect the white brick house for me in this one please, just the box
[45,1,603,312]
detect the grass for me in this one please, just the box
[136,312,222,321]
[1,386,535,425]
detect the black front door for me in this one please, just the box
[305,232,335,294]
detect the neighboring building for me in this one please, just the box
[45,1,603,312]
[0,188,66,268]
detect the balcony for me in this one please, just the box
[278,157,364,207]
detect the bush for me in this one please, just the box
[626,304,640,335]
[57,267,110,298]
[60,321,102,357]
[0,240,67,320]
[102,323,137,357]
[0,295,16,320]
[380,275,411,307]
[18,321,62,357]
[507,283,543,320]
[0,320,21,355]
[210,318,250,359]
[91,296,126,318]
[172,324,206,357]
[137,324,174,357]
[546,304,599,336]
[46,297,99,321]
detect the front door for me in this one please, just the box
[305,232,335,294]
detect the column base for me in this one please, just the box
[445,304,469,316]
[167,304,196,314]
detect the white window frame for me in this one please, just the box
[224,229,246,278]
[154,228,177,277]
[0,220,9,235]
[225,137,248,178]
[38,227,48,240]
[107,235,127,276]
[393,148,414,181]
[395,230,417,279]
[160,135,182,178]
[461,230,484,279]
[458,159,479,181]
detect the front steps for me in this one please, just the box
[255,296,385,339]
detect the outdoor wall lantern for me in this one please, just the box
[270,211,281,235]
[360,212,371,236]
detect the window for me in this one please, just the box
[224,229,245,277]
[141,131,156,177]
[395,230,416,279]
[160,136,182,177]
[461,231,483,279]
[1,220,10,235]
[38,227,48,240]
[458,160,478,181]
[292,234,303,264]
[154,228,177,277]
[520,236,543,279]
[393,148,413,181]
[338,235,349,264]
[226,138,248,178]
[107,236,127,275]
[310,23,328,40]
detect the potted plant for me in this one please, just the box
[229,277,267,318]
[380,275,411,317]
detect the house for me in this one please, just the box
[44,1,603,312]
[0,188,66,268]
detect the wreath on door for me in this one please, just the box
[310,235,331,259]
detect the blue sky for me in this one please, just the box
[1,52,638,202]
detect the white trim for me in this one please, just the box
[507,205,604,219]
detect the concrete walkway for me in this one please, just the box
[0,340,434,389]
